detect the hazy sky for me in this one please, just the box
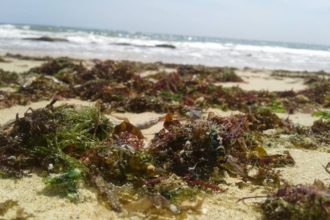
[1,0,330,45]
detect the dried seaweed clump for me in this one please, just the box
[149,114,226,179]
[247,108,289,131]
[261,181,330,220]
[149,113,294,187]
[19,76,70,99]
[311,119,330,145]
[292,119,330,147]
[0,104,112,178]
[299,80,330,108]
[0,104,204,215]
[30,57,83,76]
[0,69,19,87]
[0,76,71,108]
[177,65,243,83]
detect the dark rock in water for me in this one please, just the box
[24,36,69,42]
[113,43,134,46]
[111,42,176,49]
[155,44,176,49]
[112,43,150,48]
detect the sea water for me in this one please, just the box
[0,23,330,71]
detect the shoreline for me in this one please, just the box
[1,51,330,74]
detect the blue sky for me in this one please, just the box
[1,0,330,45]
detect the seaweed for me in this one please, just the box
[3,58,330,217]
[0,103,207,215]
[0,69,19,87]
[261,181,330,220]
[299,80,330,107]
[313,111,330,120]
[149,112,294,187]
[177,65,243,83]
[5,53,49,61]
[44,168,84,198]
[247,108,288,131]
[149,115,224,179]
[265,99,287,113]
[289,135,318,149]
[30,57,82,76]
[0,104,112,176]
[290,119,330,148]
[1,58,328,115]
[312,119,330,134]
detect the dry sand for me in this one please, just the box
[0,56,45,73]
[218,69,307,92]
[0,58,329,219]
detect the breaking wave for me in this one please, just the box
[1,23,330,71]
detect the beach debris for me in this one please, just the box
[5,53,48,61]
[247,108,288,131]
[312,119,330,134]
[0,104,202,215]
[149,112,294,186]
[1,58,330,217]
[0,102,298,216]
[290,119,330,148]
[44,168,84,199]
[1,58,329,115]
[0,69,19,87]
[261,181,330,220]
[289,136,318,149]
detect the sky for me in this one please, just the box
[0,0,330,45]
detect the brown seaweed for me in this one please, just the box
[261,181,330,220]
[149,112,294,186]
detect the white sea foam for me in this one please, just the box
[1,24,330,71]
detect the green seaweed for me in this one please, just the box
[44,168,83,199]
[312,111,330,120]
[160,90,183,102]
[266,99,287,113]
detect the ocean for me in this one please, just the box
[1,23,330,71]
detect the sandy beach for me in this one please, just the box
[0,54,329,220]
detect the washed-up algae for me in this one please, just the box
[0,69,19,87]
[0,102,298,217]
[0,103,202,216]
[261,180,330,220]
[149,112,294,188]
[290,119,330,148]
[1,57,329,115]
[1,57,330,218]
